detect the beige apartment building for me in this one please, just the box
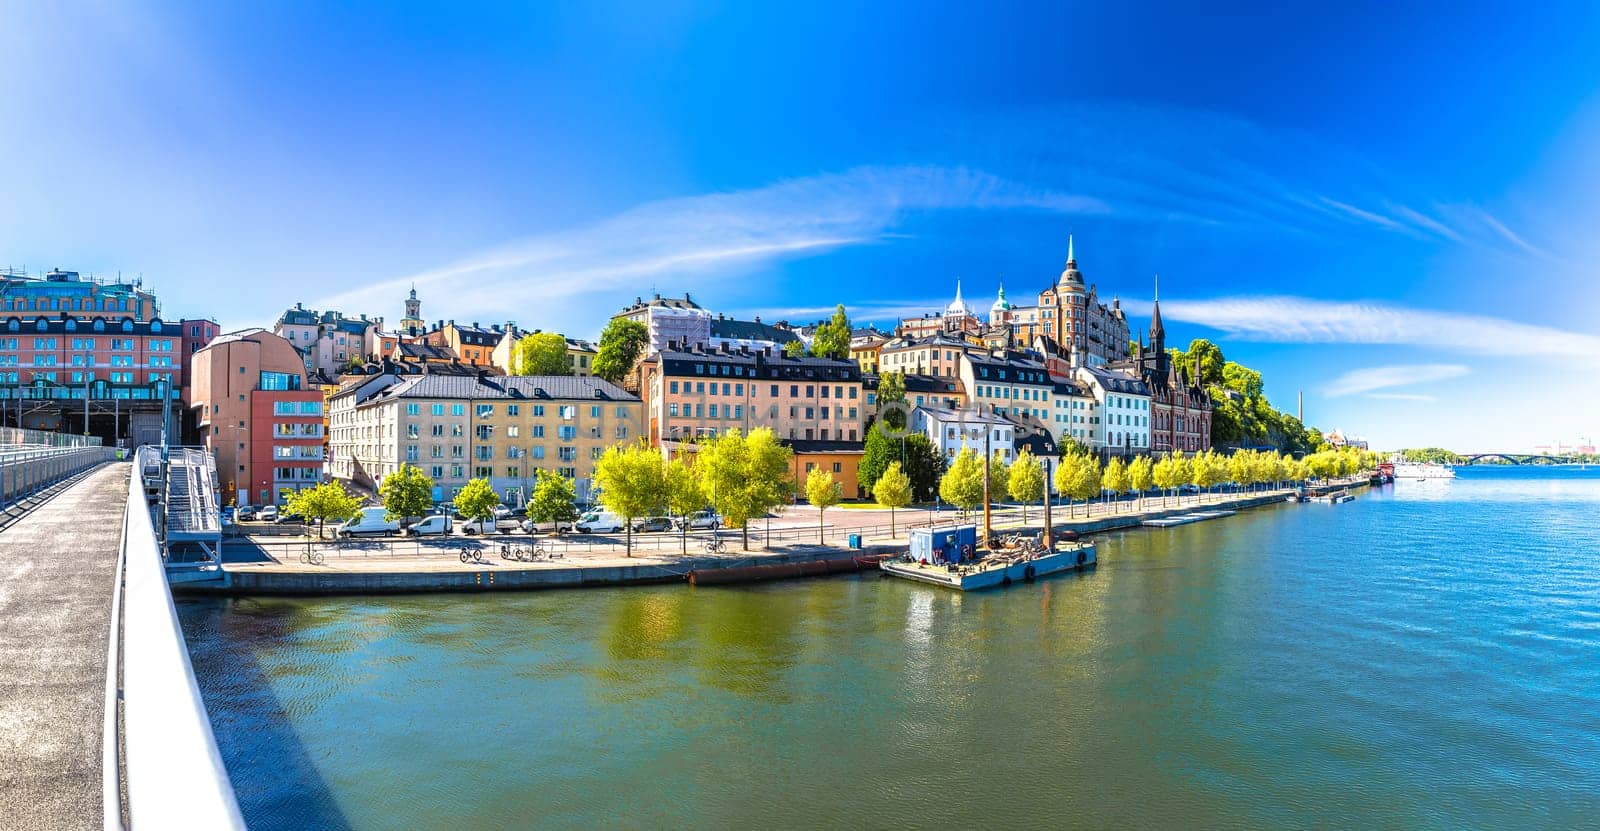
[328,373,642,505]
[641,343,866,448]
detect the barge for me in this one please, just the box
[880,525,1096,591]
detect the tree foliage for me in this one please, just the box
[664,458,707,555]
[380,463,434,526]
[1128,455,1154,509]
[453,478,501,524]
[874,461,913,537]
[512,331,573,376]
[901,433,945,502]
[694,427,793,550]
[783,339,807,358]
[592,318,648,383]
[1008,449,1045,520]
[809,304,852,360]
[529,470,579,532]
[805,467,842,544]
[285,481,364,539]
[1102,457,1128,511]
[858,426,894,494]
[1054,452,1101,517]
[593,440,668,556]
[939,447,985,516]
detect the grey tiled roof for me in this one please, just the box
[364,373,640,404]
[709,318,799,343]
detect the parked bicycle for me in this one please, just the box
[499,542,547,563]
[460,548,486,565]
[704,535,727,555]
[299,547,325,566]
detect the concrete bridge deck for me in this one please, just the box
[0,463,127,830]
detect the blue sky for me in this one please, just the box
[4,1,1600,451]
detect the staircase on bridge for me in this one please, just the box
[135,444,225,582]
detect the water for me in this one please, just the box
[179,467,1600,829]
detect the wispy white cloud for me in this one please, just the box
[1324,364,1470,398]
[317,165,1107,323]
[1365,392,1436,402]
[1123,295,1600,360]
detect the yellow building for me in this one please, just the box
[327,373,642,504]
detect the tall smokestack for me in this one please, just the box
[1298,389,1303,423]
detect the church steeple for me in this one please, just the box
[401,284,424,336]
[1149,273,1165,348]
[1067,233,1075,266]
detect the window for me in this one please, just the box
[532,405,544,416]
[432,404,445,415]
[531,447,545,460]
[451,404,465,416]
[590,405,600,418]
[532,424,545,438]
[260,371,300,391]
[477,404,494,418]
[507,404,519,416]
[407,404,419,415]
[558,425,576,440]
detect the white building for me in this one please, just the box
[911,405,1016,462]
[1049,379,1100,446]
[1075,365,1151,453]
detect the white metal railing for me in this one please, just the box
[0,445,116,508]
[108,459,245,829]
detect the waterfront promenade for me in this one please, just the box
[207,487,1312,595]
[0,463,127,830]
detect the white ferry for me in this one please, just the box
[1392,461,1456,480]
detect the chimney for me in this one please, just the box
[754,315,761,323]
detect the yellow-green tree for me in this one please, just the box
[285,481,364,539]
[593,441,667,556]
[1128,455,1154,511]
[453,478,501,526]
[988,451,1011,512]
[529,470,579,535]
[511,331,572,376]
[873,461,913,537]
[1055,452,1101,518]
[664,458,707,555]
[805,467,842,544]
[1102,457,1128,514]
[940,447,985,518]
[694,427,793,550]
[381,463,434,527]
[1007,449,1045,522]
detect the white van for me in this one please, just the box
[407,515,453,536]
[575,510,625,534]
[336,507,401,538]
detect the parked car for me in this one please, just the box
[1178,484,1201,495]
[258,505,279,522]
[235,505,258,521]
[677,511,721,531]
[521,518,573,534]
[462,515,521,535]
[337,507,401,538]
[406,515,454,536]
[575,510,625,534]
[275,510,308,524]
[220,507,236,524]
[632,516,673,533]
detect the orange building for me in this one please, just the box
[787,440,865,499]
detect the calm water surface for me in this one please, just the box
[180,467,1600,829]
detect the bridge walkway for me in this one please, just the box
[0,463,127,830]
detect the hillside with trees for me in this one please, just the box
[1166,338,1328,455]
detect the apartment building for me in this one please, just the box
[642,343,866,448]
[0,267,160,321]
[877,333,974,379]
[1075,365,1152,455]
[911,405,1016,462]
[189,328,324,506]
[958,353,1054,422]
[328,373,641,505]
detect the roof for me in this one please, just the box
[206,327,270,347]
[914,404,1013,427]
[397,342,457,361]
[359,373,640,406]
[781,439,865,454]
[618,293,705,314]
[709,317,800,344]
[1078,365,1151,396]
[1,314,182,337]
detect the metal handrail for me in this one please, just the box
[109,462,245,829]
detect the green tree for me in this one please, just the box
[902,433,945,502]
[1128,455,1154,510]
[528,470,579,535]
[810,304,852,360]
[782,339,807,358]
[1054,452,1101,518]
[857,426,895,494]
[805,467,842,544]
[592,318,649,383]
[939,447,985,518]
[1152,453,1181,507]
[1057,433,1089,458]
[1221,361,1264,398]
[1007,449,1045,522]
[1184,338,1227,387]
[380,463,434,527]
[284,481,364,539]
[664,458,708,556]
[453,478,501,527]
[876,371,908,430]
[874,461,913,537]
[1102,457,1128,514]
[593,441,667,556]
[512,331,572,376]
[987,451,1011,512]
[694,427,794,550]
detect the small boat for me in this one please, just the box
[1309,490,1355,504]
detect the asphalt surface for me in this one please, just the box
[0,463,127,830]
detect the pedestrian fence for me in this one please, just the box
[0,425,103,447]
[0,445,119,512]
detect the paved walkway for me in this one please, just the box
[0,463,127,830]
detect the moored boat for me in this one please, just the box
[880,525,1096,591]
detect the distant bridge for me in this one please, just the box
[1459,453,1587,465]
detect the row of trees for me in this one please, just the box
[923,444,1375,521]
[591,427,795,555]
